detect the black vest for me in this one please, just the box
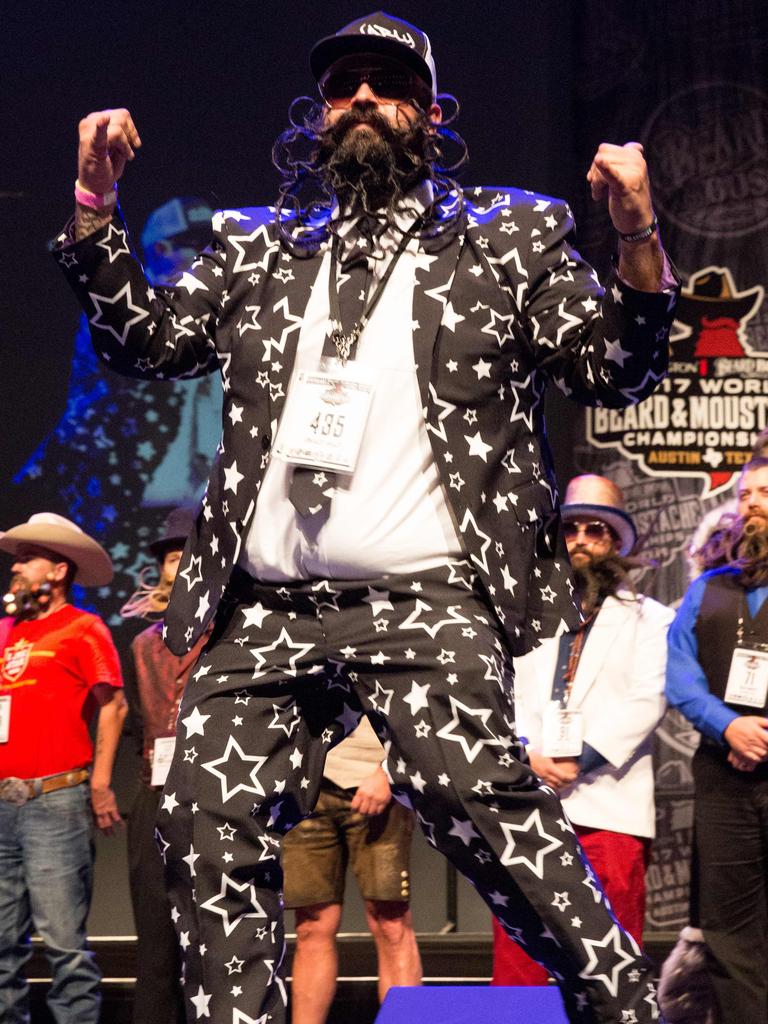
[693,569,768,785]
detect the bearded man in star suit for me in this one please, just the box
[53,12,678,1023]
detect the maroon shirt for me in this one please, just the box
[130,621,208,786]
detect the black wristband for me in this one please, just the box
[618,215,658,243]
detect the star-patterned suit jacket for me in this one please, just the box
[54,187,678,657]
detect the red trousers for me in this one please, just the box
[491,826,651,986]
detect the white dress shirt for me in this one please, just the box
[239,188,465,581]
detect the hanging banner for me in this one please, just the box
[571,0,768,938]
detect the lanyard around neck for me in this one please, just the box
[327,218,422,364]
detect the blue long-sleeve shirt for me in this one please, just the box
[666,568,768,744]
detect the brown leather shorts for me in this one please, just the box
[282,781,415,908]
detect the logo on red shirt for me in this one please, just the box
[1,639,33,683]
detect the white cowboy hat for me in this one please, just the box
[560,475,638,557]
[0,513,113,586]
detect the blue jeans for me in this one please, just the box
[0,783,101,1024]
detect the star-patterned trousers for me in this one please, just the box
[158,563,661,1024]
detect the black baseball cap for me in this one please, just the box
[310,11,437,101]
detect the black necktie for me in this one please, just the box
[288,235,371,519]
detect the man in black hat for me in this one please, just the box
[120,507,207,1024]
[54,11,677,1023]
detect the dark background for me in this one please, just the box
[5,0,766,942]
[0,0,580,513]
[0,0,585,939]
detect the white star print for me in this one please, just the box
[425,383,457,443]
[441,301,465,332]
[604,337,632,367]
[552,890,571,911]
[225,955,244,975]
[399,599,471,638]
[436,695,503,763]
[223,460,244,494]
[177,271,208,295]
[472,358,492,379]
[501,565,518,595]
[217,822,236,841]
[268,703,300,737]
[403,680,431,715]
[89,282,150,346]
[179,555,203,591]
[363,587,394,617]
[189,984,211,1019]
[481,306,515,346]
[162,792,179,814]
[368,679,394,716]
[579,924,637,998]
[465,430,493,462]
[250,628,315,679]
[233,1011,269,1024]
[199,872,267,936]
[95,222,131,263]
[242,603,273,629]
[499,808,563,879]
[181,706,211,738]
[194,590,211,622]
[182,844,200,876]
[228,224,280,275]
[202,737,267,803]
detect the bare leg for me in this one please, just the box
[364,900,422,1004]
[290,903,343,1024]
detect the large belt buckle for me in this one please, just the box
[0,777,30,806]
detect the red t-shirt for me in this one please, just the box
[0,605,123,779]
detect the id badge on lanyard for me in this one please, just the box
[150,736,176,787]
[541,701,584,758]
[0,694,10,743]
[724,646,768,709]
[273,360,375,474]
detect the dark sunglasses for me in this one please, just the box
[562,520,615,542]
[319,67,424,107]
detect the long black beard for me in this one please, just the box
[316,106,433,227]
[572,552,638,614]
[272,95,468,252]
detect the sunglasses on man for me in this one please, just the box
[562,521,617,542]
[319,66,427,108]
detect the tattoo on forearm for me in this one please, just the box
[75,203,112,241]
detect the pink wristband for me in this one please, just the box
[74,179,117,210]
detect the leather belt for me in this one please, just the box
[0,768,89,807]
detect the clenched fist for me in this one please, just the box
[78,108,142,194]
[586,141,654,237]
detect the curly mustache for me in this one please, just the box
[718,512,768,587]
[271,94,468,252]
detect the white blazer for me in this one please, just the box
[514,592,674,838]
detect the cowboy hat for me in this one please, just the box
[0,513,113,586]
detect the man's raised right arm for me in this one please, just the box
[75,109,141,239]
[53,109,223,381]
